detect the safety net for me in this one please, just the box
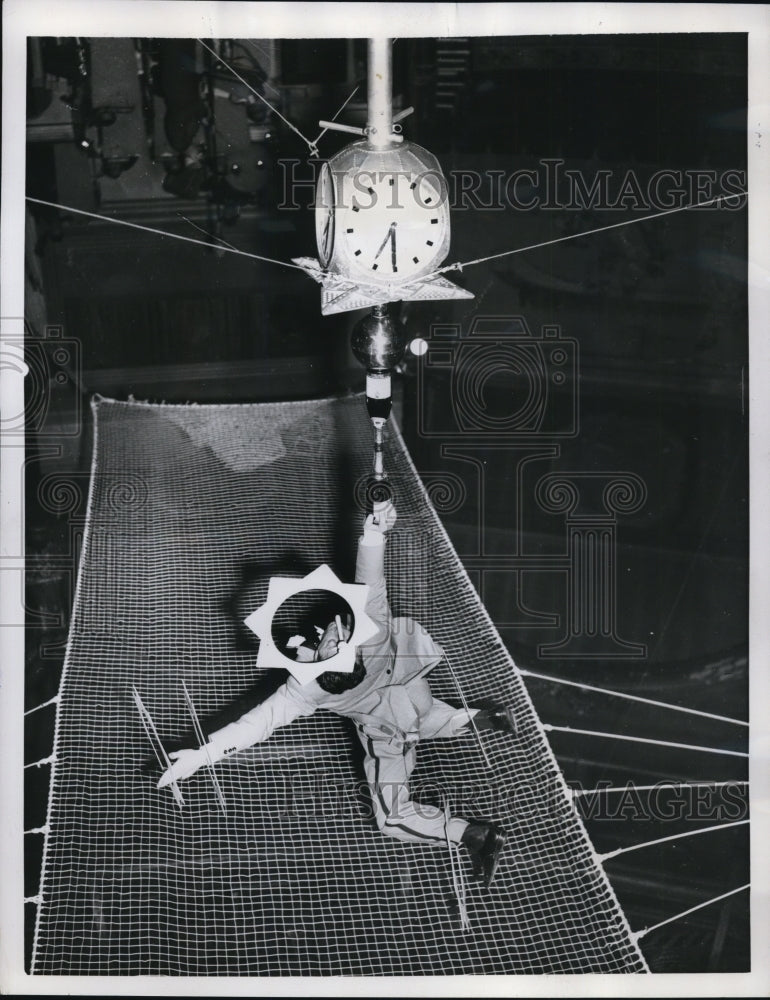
[31,395,648,975]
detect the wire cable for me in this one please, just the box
[437,192,747,275]
[25,197,309,272]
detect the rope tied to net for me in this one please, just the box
[24,754,55,769]
[24,692,61,716]
[571,780,749,798]
[519,667,748,726]
[632,883,750,941]
[25,824,49,836]
[598,818,749,862]
[542,724,747,758]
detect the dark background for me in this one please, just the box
[24,33,748,973]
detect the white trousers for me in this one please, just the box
[356,696,478,846]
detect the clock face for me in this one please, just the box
[340,170,449,282]
[315,162,336,267]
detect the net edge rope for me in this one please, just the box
[30,396,103,974]
[388,410,651,973]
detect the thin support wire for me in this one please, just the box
[543,723,747,758]
[572,780,749,797]
[634,884,750,941]
[181,680,227,815]
[441,651,494,771]
[313,84,360,148]
[437,192,747,274]
[599,819,749,862]
[240,40,282,97]
[132,686,184,809]
[196,38,318,154]
[25,197,308,272]
[176,213,241,253]
[519,667,747,727]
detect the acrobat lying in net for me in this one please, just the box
[158,501,516,887]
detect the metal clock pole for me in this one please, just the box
[353,39,407,506]
[366,38,394,150]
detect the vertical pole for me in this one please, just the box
[367,38,393,148]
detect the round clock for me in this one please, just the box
[315,140,451,286]
[315,161,336,267]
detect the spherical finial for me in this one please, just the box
[350,306,408,373]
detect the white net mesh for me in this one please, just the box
[31,396,647,975]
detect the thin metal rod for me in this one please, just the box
[367,38,393,148]
[132,686,184,808]
[182,680,227,815]
[317,120,366,137]
[441,653,494,771]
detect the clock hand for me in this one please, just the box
[390,224,397,272]
[373,223,395,263]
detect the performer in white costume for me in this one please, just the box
[160,502,514,885]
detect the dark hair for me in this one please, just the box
[317,654,366,694]
[271,589,354,653]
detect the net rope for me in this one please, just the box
[541,724,747,757]
[32,395,648,975]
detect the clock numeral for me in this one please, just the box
[426,240,434,246]
[413,257,419,264]
[372,263,378,270]
[431,219,438,224]
[346,228,354,234]
[354,250,362,256]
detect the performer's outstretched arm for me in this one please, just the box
[158,681,316,787]
[355,500,397,638]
